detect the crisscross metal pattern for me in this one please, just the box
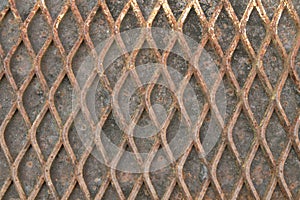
[0,0,299,199]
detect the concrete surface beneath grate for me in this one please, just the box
[0,0,299,199]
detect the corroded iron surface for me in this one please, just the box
[0,0,299,199]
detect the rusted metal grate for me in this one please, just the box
[0,0,299,199]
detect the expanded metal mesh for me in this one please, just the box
[0,0,299,199]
